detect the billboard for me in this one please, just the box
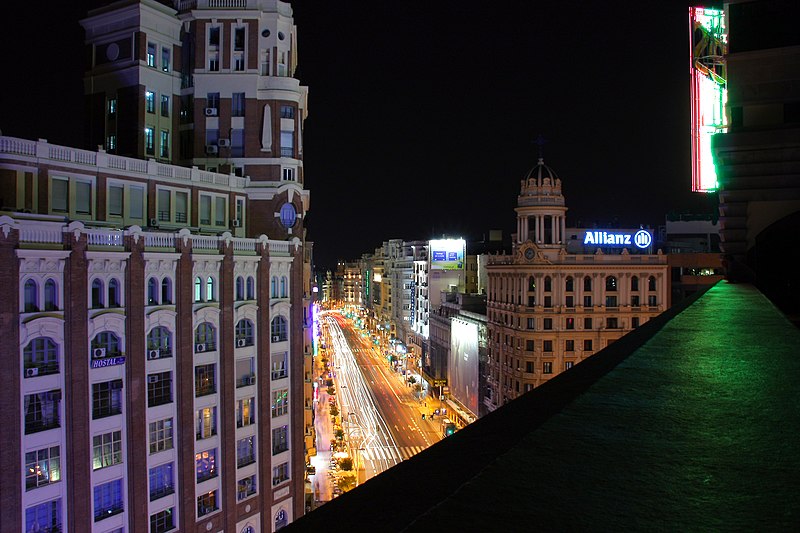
[689,6,727,193]
[448,319,479,416]
[430,238,465,270]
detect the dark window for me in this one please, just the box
[195,364,216,397]
[565,340,575,351]
[584,339,593,351]
[92,380,123,419]
[150,508,175,533]
[605,276,617,291]
[24,337,59,377]
[565,276,574,292]
[147,372,172,407]
[236,319,255,346]
[584,317,592,329]
[24,390,61,434]
[272,425,289,455]
[543,340,553,352]
[149,462,175,501]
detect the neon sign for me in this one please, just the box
[583,230,652,249]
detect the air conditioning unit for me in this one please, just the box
[25,367,39,377]
[147,349,160,360]
[204,107,218,117]
[206,145,219,155]
[149,218,159,227]
[236,338,246,348]
[93,347,107,358]
[248,376,256,385]
[232,219,241,228]
[272,335,280,342]
[148,375,159,383]
[195,343,207,353]
[218,138,230,147]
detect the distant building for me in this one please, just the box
[485,159,670,410]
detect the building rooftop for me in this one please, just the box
[289,281,800,531]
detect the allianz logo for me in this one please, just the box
[583,230,652,249]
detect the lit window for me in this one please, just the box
[272,462,289,486]
[237,436,256,467]
[161,47,171,72]
[271,389,288,418]
[197,490,218,517]
[196,406,217,440]
[146,43,156,67]
[149,462,174,501]
[151,508,174,533]
[149,418,173,454]
[195,449,217,483]
[543,362,553,374]
[279,203,296,228]
[160,95,169,117]
[92,431,122,470]
[237,474,257,501]
[160,130,169,158]
[145,91,155,113]
[237,397,256,427]
[26,500,61,533]
[145,127,155,155]
[93,478,123,521]
[25,445,61,489]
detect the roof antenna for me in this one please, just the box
[533,133,547,162]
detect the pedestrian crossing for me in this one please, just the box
[361,445,427,462]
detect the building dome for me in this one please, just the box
[523,158,559,185]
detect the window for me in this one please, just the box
[632,317,640,328]
[160,94,170,117]
[236,319,254,346]
[271,389,288,418]
[25,445,61,490]
[544,276,552,292]
[108,278,121,307]
[236,276,245,300]
[237,397,256,427]
[92,431,122,470]
[270,276,278,298]
[631,276,640,291]
[584,317,593,329]
[565,361,574,370]
[108,98,117,117]
[237,436,256,467]
[94,478,123,521]
[145,90,155,113]
[148,277,159,305]
[24,390,61,434]
[26,499,61,533]
[280,276,288,297]
[92,331,121,356]
[194,277,203,302]
[206,276,215,301]
[147,326,172,358]
[91,283,112,314]
[149,462,175,501]
[175,191,187,223]
[197,490,218,517]
[207,92,220,110]
[195,449,218,483]
[150,508,175,533]
[107,134,117,151]
[93,380,123,419]
[109,185,123,217]
[195,364,216,397]
[525,361,534,373]
[145,126,155,155]
[147,42,156,67]
[149,418,174,454]
[280,105,294,119]
[272,462,289,486]
[605,295,618,307]
[160,130,170,158]
[272,425,289,455]
[631,295,640,307]
[147,372,172,407]
[583,339,593,351]
[271,352,287,380]
[525,339,534,352]
[583,276,592,292]
[215,196,226,226]
[232,92,245,117]
[234,55,245,71]
[541,318,552,330]
[282,167,295,181]
[197,406,217,439]
[234,27,245,50]
[209,26,220,47]
[76,181,92,215]
[543,362,553,374]
[51,177,68,212]
[237,474,257,501]
[566,340,575,352]
[648,276,657,291]
[583,295,592,307]
[280,130,293,157]
[607,317,619,329]
[565,295,574,308]
[544,296,552,308]
[161,47,171,72]
[24,337,59,377]
[237,357,255,387]
[543,340,553,352]
[565,276,574,292]
[648,295,658,307]
[161,277,172,304]
[271,316,287,341]
[565,317,575,330]
[195,322,217,351]
[157,188,171,222]
[526,318,534,330]
[606,276,617,291]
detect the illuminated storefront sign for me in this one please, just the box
[583,230,652,249]
[689,6,727,193]
[91,356,126,369]
[430,239,465,270]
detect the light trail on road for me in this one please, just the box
[325,315,403,480]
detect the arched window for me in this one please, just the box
[23,337,59,376]
[631,276,639,291]
[195,322,217,351]
[246,276,255,300]
[161,277,172,304]
[24,279,39,312]
[194,277,203,302]
[148,277,159,305]
[92,331,121,356]
[605,276,617,292]
[648,276,657,291]
[271,276,278,298]
[270,316,287,342]
[91,279,104,308]
[565,276,574,292]
[274,510,288,530]
[583,276,592,292]
[527,276,535,292]
[147,326,172,357]
[206,276,215,301]
[236,276,245,301]
[108,278,121,307]
[544,276,552,292]
[280,276,287,298]
[43,279,58,311]
[236,319,254,346]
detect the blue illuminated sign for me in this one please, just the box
[583,230,652,249]
[91,357,126,369]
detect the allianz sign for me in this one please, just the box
[583,230,652,249]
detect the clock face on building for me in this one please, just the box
[525,247,535,260]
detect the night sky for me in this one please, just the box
[1,1,718,271]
